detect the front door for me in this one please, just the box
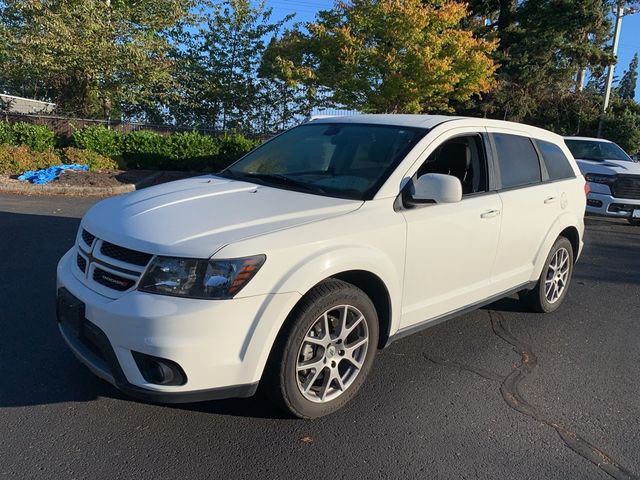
[400,133,502,328]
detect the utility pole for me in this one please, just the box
[598,1,625,137]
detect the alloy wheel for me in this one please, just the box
[544,247,570,304]
[295,305,369,403]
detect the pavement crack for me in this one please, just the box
[423,354,503,382]
[424,309,638,480]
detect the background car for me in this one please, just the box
[564,136,640,225]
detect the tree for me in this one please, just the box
[617,53,638,100]
[0,0,194,118]
[170,0,296,133]
[264,0,497,114]
[465,0,612,122]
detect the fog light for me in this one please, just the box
[132,351,187,386]
[587,199,603,208]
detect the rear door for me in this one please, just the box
[488,131,560,292]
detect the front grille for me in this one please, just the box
[93,267,136,291]
[81,229,95,247]
[100,241,152,267]
[76,227,152,293]
[77,254,87,273]
[612,176,640,200]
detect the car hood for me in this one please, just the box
[575,158,640,176]
[82,176,363,258]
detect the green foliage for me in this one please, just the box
[171,0,296,133]
[7,122,55,152]
[0,121,15,145]
[72,126,123,158]
[167,131,219,171]
[617,53,638,100]
[466,0,612,122]
[120,130,255,170]
[122,131,172,169]
[216,134,260,167]
[62,147,120,172]
[0,0,195,118]
[0,144,61,175]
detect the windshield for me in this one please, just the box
[219,123,428,200]
[565,139,632,162]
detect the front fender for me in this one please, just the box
[240,244,403,383]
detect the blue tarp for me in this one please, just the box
[18,164,89,185]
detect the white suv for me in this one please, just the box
[57,115,586,418]
[564,136,640,225]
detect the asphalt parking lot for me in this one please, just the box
[1,194,639,480]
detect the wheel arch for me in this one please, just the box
[559,225,580,262]
[531,215,583,281]
[330,270,393,349]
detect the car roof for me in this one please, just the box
[307,114,560,138]
[563,136,614,143]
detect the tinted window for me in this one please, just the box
[537,141,575,180]
[222,123,427,200]
[493,133,541,188]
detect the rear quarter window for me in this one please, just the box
[492,133,542,189]
[536,141,575,180]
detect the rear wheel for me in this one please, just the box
[520,236,574,313]
[628,218,640,226]
[264,279,378,419]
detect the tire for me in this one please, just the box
[520,236,574,313]
[628,218,640,226]
[263,279,379,419]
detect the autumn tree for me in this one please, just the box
[263,0,497,114]
[0,0,194,118]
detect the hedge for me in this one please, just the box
[72,125,123,158]
[1,122,56,152]
[0,121,262,174]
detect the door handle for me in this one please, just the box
[480,209,501,219]
[544,196,558,204]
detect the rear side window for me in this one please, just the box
[493,133,542,189]
[537,141,575,180]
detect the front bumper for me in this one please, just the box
[56,248,300,403]
[585,192,640,218]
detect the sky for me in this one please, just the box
[259,0,640,100]
[615,13,640,99]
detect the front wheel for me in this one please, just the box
[264,279,379,419]
[520,236,574,313]
[628,218,640,226]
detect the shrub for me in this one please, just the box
[0,121,15,145]
[0,144,61,175]
[72,125,123,158]
[168,131,220,171]
[215,134,261,170]
[62,147,120,172]
[10,122,56,152]
[122,130,172,169]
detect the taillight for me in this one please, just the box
[584,181,590,196]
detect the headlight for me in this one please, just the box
[584,173,616,185]
[138,255,266,299]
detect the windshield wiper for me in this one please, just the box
[225,171,327,195]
